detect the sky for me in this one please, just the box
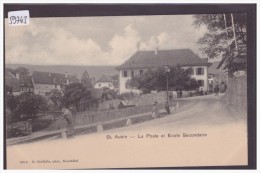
[5,15,208,66]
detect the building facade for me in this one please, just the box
[94,75,116,90]
[182,66,209,91]
[116,49,211,94]
[32,71,79,95]
[5,72,34,95]
[5,70,79,96]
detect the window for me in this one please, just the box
[140,70,144,75]
[131,70,134,77]
[99,83,101,87]
[196,68,204,75]
[198,80,204,87]
[123,71,128,77]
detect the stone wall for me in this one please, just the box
[224,75,247,116]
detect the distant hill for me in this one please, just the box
[5,64,118,80]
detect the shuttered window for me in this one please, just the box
[196,68,204,75]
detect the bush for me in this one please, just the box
[31,118,53,132]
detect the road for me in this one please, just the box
[107,94,246,133]
[7,94,248,169]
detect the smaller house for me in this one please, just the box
[5,72,34,95]
[32,71,79,95]
[19,75,34,93]
[5,72,20,95]
[94,75,115,90]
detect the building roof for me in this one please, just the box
[116,49,212,70]
[96,75,113,83]
[208,61,220,75]
[32,71,66,84]
[32,71,79,85]
[5,73,20,92]
[68,75,79,83]
[20,75,33,88]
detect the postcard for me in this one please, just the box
[3,4,256,169]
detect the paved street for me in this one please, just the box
[107,93,246,133]
[7,94,248,169]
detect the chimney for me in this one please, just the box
[155,47,159,55]
[15,73,20,80]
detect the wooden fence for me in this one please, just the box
[74,103,167,126]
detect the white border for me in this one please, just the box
[0,0,258,173]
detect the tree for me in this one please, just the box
[183,78,199,91]
[193,14,247,75]
[5,94,17,112]
[116,92,135,103]
[15,66,29,76]
[5,68,16,75]
[13,93,49,121]
[111,74,119,81]
[62,82,92,108]
[81,70,93,88]
[48,89,62,110]
[5,93,17,124]
[128,66,199,93]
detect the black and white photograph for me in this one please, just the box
[3,4,256,169]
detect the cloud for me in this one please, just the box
[5,20,142,65]
[108,25,141,65]
[139,32,171,50]
[5,21,105,65]
[5,15,208,66]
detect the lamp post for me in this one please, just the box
[164,65,171,114]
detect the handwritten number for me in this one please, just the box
[9,16,28,25]
[24,16,27,24]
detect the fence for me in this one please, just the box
[74,103,168,126]
[127,91,168,106]
[75,91,174,113]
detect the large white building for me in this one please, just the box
[115,49,211,94]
